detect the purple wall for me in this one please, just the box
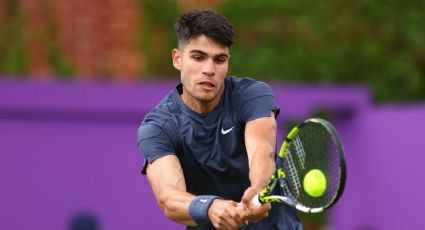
[0,79,181,230]
[333,105,425,230]
[1,79,424,230]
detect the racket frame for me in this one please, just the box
[256,118,347,213]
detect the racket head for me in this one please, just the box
[277,118,347,212]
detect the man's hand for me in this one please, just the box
[208,199,246,230]
[239,187,271,223]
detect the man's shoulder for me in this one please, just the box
[141,88,180,127]
[226,76,274,98]
[227,75,258,87]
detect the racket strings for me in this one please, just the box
[283,122,343,209]
[292,136,307,169]
[286,149,302,196]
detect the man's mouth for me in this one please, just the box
[198,81,215,90]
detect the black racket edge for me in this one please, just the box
[305,118,347,210]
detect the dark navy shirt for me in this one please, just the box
[138,76,303,230]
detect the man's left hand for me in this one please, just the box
[238,187,271,223]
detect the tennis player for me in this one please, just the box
[137,9,303,230]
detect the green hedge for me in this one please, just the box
[0,0,74,77]
[0,0,28,75]
[217,0,425,102]
[138,0,425,102]
[137,0,179,77]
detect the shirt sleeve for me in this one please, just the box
[238,80,280,122]
[137,121,176,174]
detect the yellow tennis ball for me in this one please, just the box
[303,169,327,197]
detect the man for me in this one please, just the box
[137,9,303,230]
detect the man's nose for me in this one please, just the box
[202,59,215,77]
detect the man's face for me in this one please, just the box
[172,35,230,109]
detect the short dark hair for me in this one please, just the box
[175,9,234,48]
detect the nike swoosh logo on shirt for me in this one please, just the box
[221,127,234,135]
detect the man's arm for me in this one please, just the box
[146,155,246,229]
[146,155,195,225]
[245,112,277,191]
[239,112,277,221]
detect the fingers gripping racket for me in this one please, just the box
[252,118,347,213]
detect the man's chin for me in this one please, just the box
[196,94,217,103]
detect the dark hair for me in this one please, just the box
[175,9,234,48]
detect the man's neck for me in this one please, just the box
[180,92,221,114]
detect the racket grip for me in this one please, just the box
[251,194,262,206]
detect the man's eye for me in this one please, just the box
[192,55,204,61]
[215,58,227,64]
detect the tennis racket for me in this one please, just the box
[252,118,346,213]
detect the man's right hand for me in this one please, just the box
[208,199,247,230]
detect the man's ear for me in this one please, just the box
[172,48,181,71]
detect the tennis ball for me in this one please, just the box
[303,169,327,197]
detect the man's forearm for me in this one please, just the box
[158,190,197,225]
[248,146,276,192]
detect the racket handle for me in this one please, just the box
[251,194,262,206]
